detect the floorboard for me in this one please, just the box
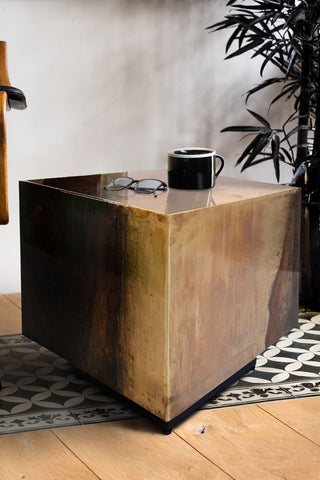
[54,419,231,480]
[4,292,22,309]
[0,294,21,334]
[173,405,320,480]
[0,430,102,480]
[258,397,320,446]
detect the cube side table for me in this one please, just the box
[19,171,300,431]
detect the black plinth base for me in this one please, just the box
[155,359,256,434]
[76,359,256,435]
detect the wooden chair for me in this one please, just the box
[0,41,27,225]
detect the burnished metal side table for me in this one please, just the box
[19,170,300,432]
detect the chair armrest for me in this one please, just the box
[0,41,27,224]
[0,85,27,110]
[0,91,8,224]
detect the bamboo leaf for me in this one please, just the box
[268,82,300,109]
[225,25,243,54]
[221,126,267,133]
[280,146,295,165]
[258,50,288,74]
[248,134,270,159]
[294,95,301,111]
[206,17,240,32]
[233,19,270,39]
[251,40,273,58]
[238,29,251,50]
[225,38,264,59]
[235,134,264,166]
[260,44,284,76]
[271,135,280,181]
[248,151,286,168]
[249,12,275,28]
[247,109,270,127]
[286,49,297,78]
[241,136,270,170]
[245,77,283,102]
[227,2,282,10]
[238,133,270,169]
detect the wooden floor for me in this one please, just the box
[1,295,320,480]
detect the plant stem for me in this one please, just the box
[306,27,320,309]
[296,22,314,307]
[296,27,313,176]
[312,30,320,158]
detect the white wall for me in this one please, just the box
[0,0,293,293]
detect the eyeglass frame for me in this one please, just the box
[104,176,168,197]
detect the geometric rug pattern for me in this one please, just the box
[1,312,320,435]
[204,312,320,409]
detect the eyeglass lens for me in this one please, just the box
[105,177,134,190]
[135,179,162,192]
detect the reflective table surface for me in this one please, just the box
[28,169,296,215]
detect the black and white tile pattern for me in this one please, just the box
[1,313,320,435]
[0,334,140,435]
[204,313,320,409]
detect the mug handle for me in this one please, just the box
[215,154,225,178]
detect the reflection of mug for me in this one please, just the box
[168,147,224,189]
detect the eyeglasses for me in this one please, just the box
[104,177,167,197]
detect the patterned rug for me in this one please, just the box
[1,312,320,435]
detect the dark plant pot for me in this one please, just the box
[299,159,320,310]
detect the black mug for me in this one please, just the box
[168,147,225,189]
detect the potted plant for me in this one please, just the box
[208,0,320,309]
